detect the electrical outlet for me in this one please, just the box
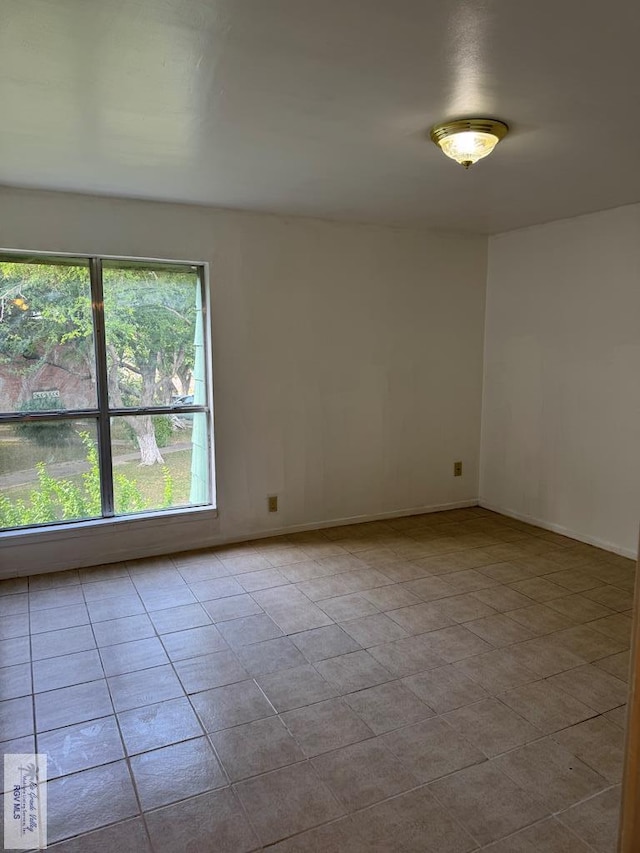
[268,495,278,512]
[453,461,462,477]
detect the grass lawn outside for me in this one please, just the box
[1,446,195,525]
[112,447,194,509]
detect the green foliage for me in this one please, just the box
[162,466,173,508]
[153,415,173,448]
[102,267,197,406]
[82,437,102,518]
[121,415,174,449]
[120,419,138,449]
[0,433,175,530]
[0,494,25,529]
[15,396,75,446]
[114,473,146,515]
[0,261,94,369]
[0,259,199,464]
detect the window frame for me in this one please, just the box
[0,248,216,533]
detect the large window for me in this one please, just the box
[0,253,213,531]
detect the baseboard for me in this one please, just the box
[1,498,480,579]
[479,499,638,560]
[234,498,481,543]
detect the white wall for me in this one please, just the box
[481,203,640,557]
[0,187,487,575]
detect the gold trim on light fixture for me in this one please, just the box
[430,118,509,169]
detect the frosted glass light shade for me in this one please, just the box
[430,119,509,169]
[439,130,499,166]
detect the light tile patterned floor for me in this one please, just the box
[0,507,633,851]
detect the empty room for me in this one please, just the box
[0,1,638,851]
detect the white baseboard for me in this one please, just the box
[235,498,481,543]
[479,499,638,560]
[2,498,480,579]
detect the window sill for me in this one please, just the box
[0,505,219,544]
[0,506,220,577]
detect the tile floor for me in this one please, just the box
[0,507,633,852]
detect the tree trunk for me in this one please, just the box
[106,345,165,466]
[177,365,192,397]
[160,375,176,405]
[135,416,165,465]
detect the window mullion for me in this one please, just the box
[90,257,115,518]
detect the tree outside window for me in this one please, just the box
[0,254,212,531]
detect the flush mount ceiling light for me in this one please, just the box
[430,118,509,169]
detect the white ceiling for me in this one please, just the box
[1,0,639,233]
